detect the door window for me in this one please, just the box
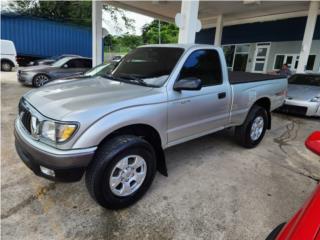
[79,59,92,68]
[223,45,235,69]
[274,55,285,70]
[306,55,316,71]
[222,44,249,72]
[65,59,81,68]
[65,59,92,68]
[233,54,248,72]
[178,50,222,87]
[252,43,270,73]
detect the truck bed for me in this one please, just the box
[228,71,286,84]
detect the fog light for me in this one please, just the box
[40,166,55,177]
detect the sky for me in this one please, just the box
[1,0,154,36]
[103,10,154,36]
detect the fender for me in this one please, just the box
[73,103,168,149]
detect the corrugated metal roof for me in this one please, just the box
[1,14,92,58]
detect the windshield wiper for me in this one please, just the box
[103,74,124,81]
[116,73,153,87]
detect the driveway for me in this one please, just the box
[1,71,320,240]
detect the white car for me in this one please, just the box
[280,74,320,117]
[0,39,18,71]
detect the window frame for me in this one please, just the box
[222,43,251,71]
[306,55,316,71]
[64,58,82,68]
[175,48,223,88]
[273,54,316,72]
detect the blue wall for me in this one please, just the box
[1,14,92,58]
[196,16,320,45]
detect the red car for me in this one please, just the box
[266,131,320,240]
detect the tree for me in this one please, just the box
[104,34,143,53]
[142,20,178,44]
[8,0,134,29]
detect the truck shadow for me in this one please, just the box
[163,128,239,174]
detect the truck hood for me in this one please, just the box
[24,76,161,121]
[287,84,320,101]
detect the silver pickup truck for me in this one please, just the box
[15,44,287,209]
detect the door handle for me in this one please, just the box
[218,92,226,99]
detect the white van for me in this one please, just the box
[0,39,18,71]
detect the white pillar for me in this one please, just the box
[178,0,200,44]
[214,15,223,46]
[296,1,319,73]
[92,0,103,66]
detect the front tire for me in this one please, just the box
[235,105,268,148]
[85,135,157,209]
[32,74,49,87]
[1,61,13,72]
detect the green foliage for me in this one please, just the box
[142,20,178,44]
[8,0,134,29]
[105,34,143,53]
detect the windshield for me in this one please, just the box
[110,47,184,87]
[84,63,115,77]
[289,74,320,86]
[48,55,59,60]
[51,57,73,67]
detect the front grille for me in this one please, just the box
[279,104,308,115]
[19,99,32,133]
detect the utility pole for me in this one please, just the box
[158,19,161,44]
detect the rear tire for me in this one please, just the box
[235,105,268,148]
[32,74,50,87]
[1,60,13,72]
[85,135,157,209]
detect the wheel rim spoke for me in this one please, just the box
[120,181,132,195]
[110,175,122,188]
[109,155,147,197]
[250,116,264,141]
[117,157,129,170]
[133,156,145,169]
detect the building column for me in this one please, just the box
[296,1,319,73]
[177,0,201,44]
[214,15,223,46]
[92,0,103,66]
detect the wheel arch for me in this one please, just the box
[0,58,14,66]
[32,73,51,87]
[97,124,167,177]
[252,97,271,129]
[33,73,51,81]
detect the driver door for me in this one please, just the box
[52,58,89,79]
[167,49,231,144]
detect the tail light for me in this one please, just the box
[305,131,320,155]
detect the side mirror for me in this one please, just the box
[63,64,69,68]
[305,131,320,155]
[174,78,202,91]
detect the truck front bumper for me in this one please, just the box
[14,119,97,182]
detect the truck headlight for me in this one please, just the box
[310,96,320,102]
[41,121,77,143]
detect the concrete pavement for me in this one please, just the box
[1,71,319,240]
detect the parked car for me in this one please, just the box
[279,73,320,117]
[29,54,80,66]
[0,39,18,71]
[48,62,116,85]
[14,44,287,209]
[17,56,92,87]
[266,131,320,240]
